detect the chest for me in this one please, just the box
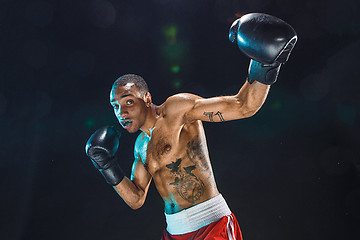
[144,127,176,174]
[136,121,204,175]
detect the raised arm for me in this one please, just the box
[168,13,297,123]
[177,13,297,123]
[185,80,270,122]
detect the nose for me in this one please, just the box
[114,105,126,119]
[120,108,128,119]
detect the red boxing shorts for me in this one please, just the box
[162,213,242,240]
[161,194,243,240]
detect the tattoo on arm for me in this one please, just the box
[203,111,224,122]
[215,111,225,121]
[203,112,214,122]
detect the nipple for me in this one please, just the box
[165,144,171,152]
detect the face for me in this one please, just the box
[110,83,148,133]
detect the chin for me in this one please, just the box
[127,129,137,133]
[127,126,140,133]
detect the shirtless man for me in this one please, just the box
[85,13,297,240]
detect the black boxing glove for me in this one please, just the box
[229,13,297,85]
[85,126,125,185]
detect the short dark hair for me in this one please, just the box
[112,74,149,97]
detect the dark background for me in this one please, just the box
[1,0,360,239]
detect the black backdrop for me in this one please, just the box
[1,0,360,239]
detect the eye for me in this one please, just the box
[112,104,119,110]
[126,99,134,105]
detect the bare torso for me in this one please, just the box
[136,111,219,214]
[111,81,269,214]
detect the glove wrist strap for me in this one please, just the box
[100,162,125,186]
[248,60,281,85]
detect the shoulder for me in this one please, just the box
[160,93,203,118]
[166,93,202,103]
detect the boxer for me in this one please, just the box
[86,13,297,240]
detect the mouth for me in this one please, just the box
[121,120,132,129]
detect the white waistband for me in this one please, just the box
[164,194,231,235]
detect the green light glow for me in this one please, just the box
[271,101,282,110]
[85,118,96,128]
[163,25,178,43]
[161,42,186,62]
[172,79,182,89]
[171,65,180,73]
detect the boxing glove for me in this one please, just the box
[85,126,125,185]
[229,13,297,85]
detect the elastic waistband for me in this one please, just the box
[164,194,231,235]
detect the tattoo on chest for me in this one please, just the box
[203,111,224,122]
[166,158,205,204]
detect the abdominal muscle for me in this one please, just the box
[145,121,219,214]
[154,163,219,214]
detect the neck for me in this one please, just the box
[140,103,158,136]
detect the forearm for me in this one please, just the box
[113,177,147,210]
[235,80,270,117]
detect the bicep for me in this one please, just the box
[164,92,252,123]
[185,80,271,122]
[185,95,248,122]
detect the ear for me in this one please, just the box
[144,92,152,107]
